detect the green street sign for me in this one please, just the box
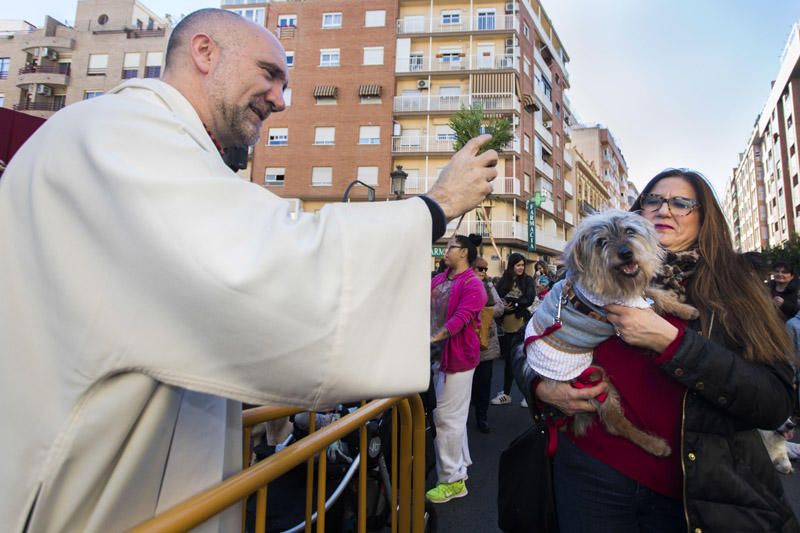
[432,246,446,257]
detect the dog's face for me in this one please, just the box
[562,209,663,301]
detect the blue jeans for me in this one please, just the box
[554,434,684,533]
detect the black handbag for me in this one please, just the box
[497,421,559,533]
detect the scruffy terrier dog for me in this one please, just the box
[525,209,698,457]
[760,417,800,474]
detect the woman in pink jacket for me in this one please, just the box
[427,233,488,504]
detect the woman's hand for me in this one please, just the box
[503,301,515,311]
[773,295,785,307]
[430,328,449,344]
[535,380,606,415]
[604,304,679,353]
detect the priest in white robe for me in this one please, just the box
[0,9,498,533]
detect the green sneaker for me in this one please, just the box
[425,479,468,503]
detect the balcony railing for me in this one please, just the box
[565,211,575,225]
[564,180,574,197]
[13,101,65,112]
[540,198,555,214]
[563,149,574,168]
[400,54,517,74]
[392,135,519,154]
[535,230,567,252]
[445,219,529,241]
[397,14,517,34]
[405,175,520,196]
[393,93,517,113]
[19,64,70,75]
[535,118,553,147]
[534,81,552,114]
[563,122,572,140]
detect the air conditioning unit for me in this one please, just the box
[544,120,552,128]
[505,38,515,48]
[46,48,58,61]
[36,84,52,96]
[417,79,429,90]
[505,2,516,13]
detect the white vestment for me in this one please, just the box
[0,79,431,532]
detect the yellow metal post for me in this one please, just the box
[397,399,413,533]
[255,486,267,533]
[305,412,316,533]
[391,406,398,533]
[409,395,427,532]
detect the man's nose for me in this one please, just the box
[266,86,286,112]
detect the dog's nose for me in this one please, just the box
[618,246,633,261]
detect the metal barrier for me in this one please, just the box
[131,395,426,533]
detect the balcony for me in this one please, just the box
[17,64,70,87]
[399,54,517,74]
[563,122,572,141]
[535,158,553,180]
[565,211,575,225]
[535,231,567,253]
[535,118,553,147]
[534,82,552,114]
[397,15,517,35]
[492,177,521,195]
[13,101,66,118]
[445,219,528,242]
[540,198,555,214]
[393,93,517,113]
[564,180,574,197]
[563,149,574,168]
[392,136,519,154]
[533,46,547,70]
[19,34,74,51]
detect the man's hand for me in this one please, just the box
[425,134,498,220]
[535,379,606,416]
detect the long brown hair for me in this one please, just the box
[631,169,793,365]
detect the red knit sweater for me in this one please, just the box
[565,316,687,500]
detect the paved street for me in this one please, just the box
[431,359,800,532]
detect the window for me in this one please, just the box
[286,52,295,68]
[523,23,530,39]
[363,47,384,65]
[84,90,104,99]
[312,167,332,186]
[554,133,560,148]
[87,54,108,75]
[359,126,380,144]
[556,166,561,180]
[278,15,297,27]
[365,10,386,27]
[230,8,265,25]
[145,52,162,78]
[476,8,496,30]
[441,10,461,26]
[122,53,139,79]
[410,53,424,71]
[440,49,462,64]
[265,167,285,186]
[314,127,336,145]
[524,172,531,193]
[358,166,379,186]
[523,134,531,152]
[320,48,340,67]
[0,58,9,79]
[523,58,530,77]
[0,94,5,107]
[268,128,288,146]
[322,12,342,28]
[283,88,292,106]
[435,125,456,142]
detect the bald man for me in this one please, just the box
[0,8,498,533]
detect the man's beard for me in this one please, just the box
[218,98,268,147]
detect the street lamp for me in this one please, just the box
[390,165,408,200]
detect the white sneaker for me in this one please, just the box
[491,392,512,405]
[520,398,528,408]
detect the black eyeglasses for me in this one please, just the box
[475,267,488,272]
[639,193,700,217]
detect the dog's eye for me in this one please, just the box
[625,228,636,236]
[595,238,606,248]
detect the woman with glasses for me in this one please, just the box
[530,169,798,532]
[469,257,504,433]
[492,253,537,407]
[768,261,799,321]
[427,234,487,504]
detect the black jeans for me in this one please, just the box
[554,434,684,533]
[470,360,493,424]
[499,329,524,395]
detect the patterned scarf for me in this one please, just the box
[652,247,700,301]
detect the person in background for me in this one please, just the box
[470,256,504,433]
[492,253,536,407]
[428,234,487,503]
[768,260,799,321]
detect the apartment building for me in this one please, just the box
[233,0,576,272]
[569,124,629,210]
[725,127,769,252]
[0,0,169,119]
[569,145,609,223]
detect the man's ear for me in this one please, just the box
[189,33,217,75]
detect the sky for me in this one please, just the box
[5,0,800,196]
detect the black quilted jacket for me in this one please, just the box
[514,320,800,532]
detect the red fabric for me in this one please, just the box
[524,322,562,347]
[0,108,46,164]
[565,316,688,500]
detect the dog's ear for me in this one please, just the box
[562,231,586,274]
